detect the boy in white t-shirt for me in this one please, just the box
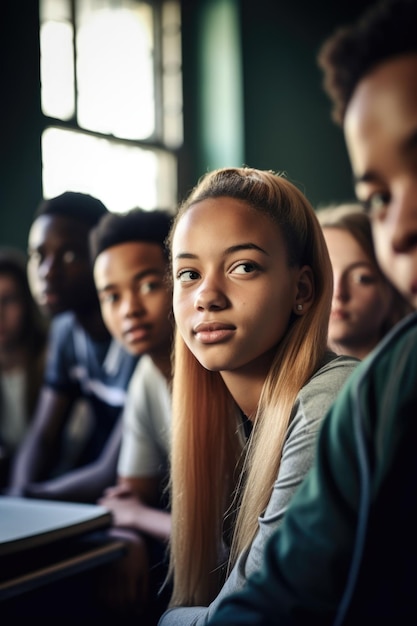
[90,207,174,621]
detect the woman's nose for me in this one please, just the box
[333,273,350,302]
[193,278,228,311]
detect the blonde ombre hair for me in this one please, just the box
[167,168,333,607]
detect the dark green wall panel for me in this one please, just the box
[0,2,42,251]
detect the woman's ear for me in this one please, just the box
[293,265,314,315]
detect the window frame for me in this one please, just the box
[39,0,182,213]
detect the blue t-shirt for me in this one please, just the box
[44,312,138,464]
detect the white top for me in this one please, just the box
[117,355,171,478]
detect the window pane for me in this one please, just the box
[40,0,71,22]
[41,128,177,213]
[76,0,155,140]
[39,0,181,216]
[40,20,75,120]
[162,1,183,147]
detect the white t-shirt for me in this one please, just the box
[117,355,171,478]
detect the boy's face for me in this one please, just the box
[93,241,173,358]
[27,214,97,317]
[344,53,417,310]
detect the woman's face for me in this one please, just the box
[0,273,26,350]
[172,197,304,380]
[323,227,391,355]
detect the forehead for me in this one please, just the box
[94,241,166,281]
[323,226,362,251]
[344,54,417,176]
[173,197,282,248]
[322,227,370,264]
[28,214,90,247]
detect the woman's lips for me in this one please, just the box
[330,309,349,321]
[193,322,236,344]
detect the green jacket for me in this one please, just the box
[208,312,417,625]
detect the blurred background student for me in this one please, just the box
[7,192,138,502]
[90,208,174,622]
[0,247,47,487]
[317,203,412,359]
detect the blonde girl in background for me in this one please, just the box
[159,167,358,625]
[318,203,412,360]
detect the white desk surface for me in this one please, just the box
[0,496,111,556]
[0,496,124,603]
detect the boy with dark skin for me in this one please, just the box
[90,208,174,621]
[206,0,417,623]
[8,192,138,501]
[91,209,173,543]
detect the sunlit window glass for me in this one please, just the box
[162,1,183,147]
[39,0,182,213]
[40,8,74,119]
[76,1,155,139]
[42,127,177,213]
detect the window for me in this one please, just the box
[39,0,182,213]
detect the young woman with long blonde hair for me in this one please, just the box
[160,167,358,624]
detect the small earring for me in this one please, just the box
[296,304,303,311]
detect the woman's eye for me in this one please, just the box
[232,262,258,275]
[354,273,377,286]
[177,270,200,283]
[362,192,390,218]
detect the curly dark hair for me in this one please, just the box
[318,0,417,125]
[34,191,108,228]
[89,207,173,263]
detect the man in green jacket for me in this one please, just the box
[207,0,417,623]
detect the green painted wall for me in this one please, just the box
[0,2,42,251]
[239,0,376,208]
[180,0,376,208]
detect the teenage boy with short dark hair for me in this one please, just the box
[90,207,174,620]
[8,192,138,502]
